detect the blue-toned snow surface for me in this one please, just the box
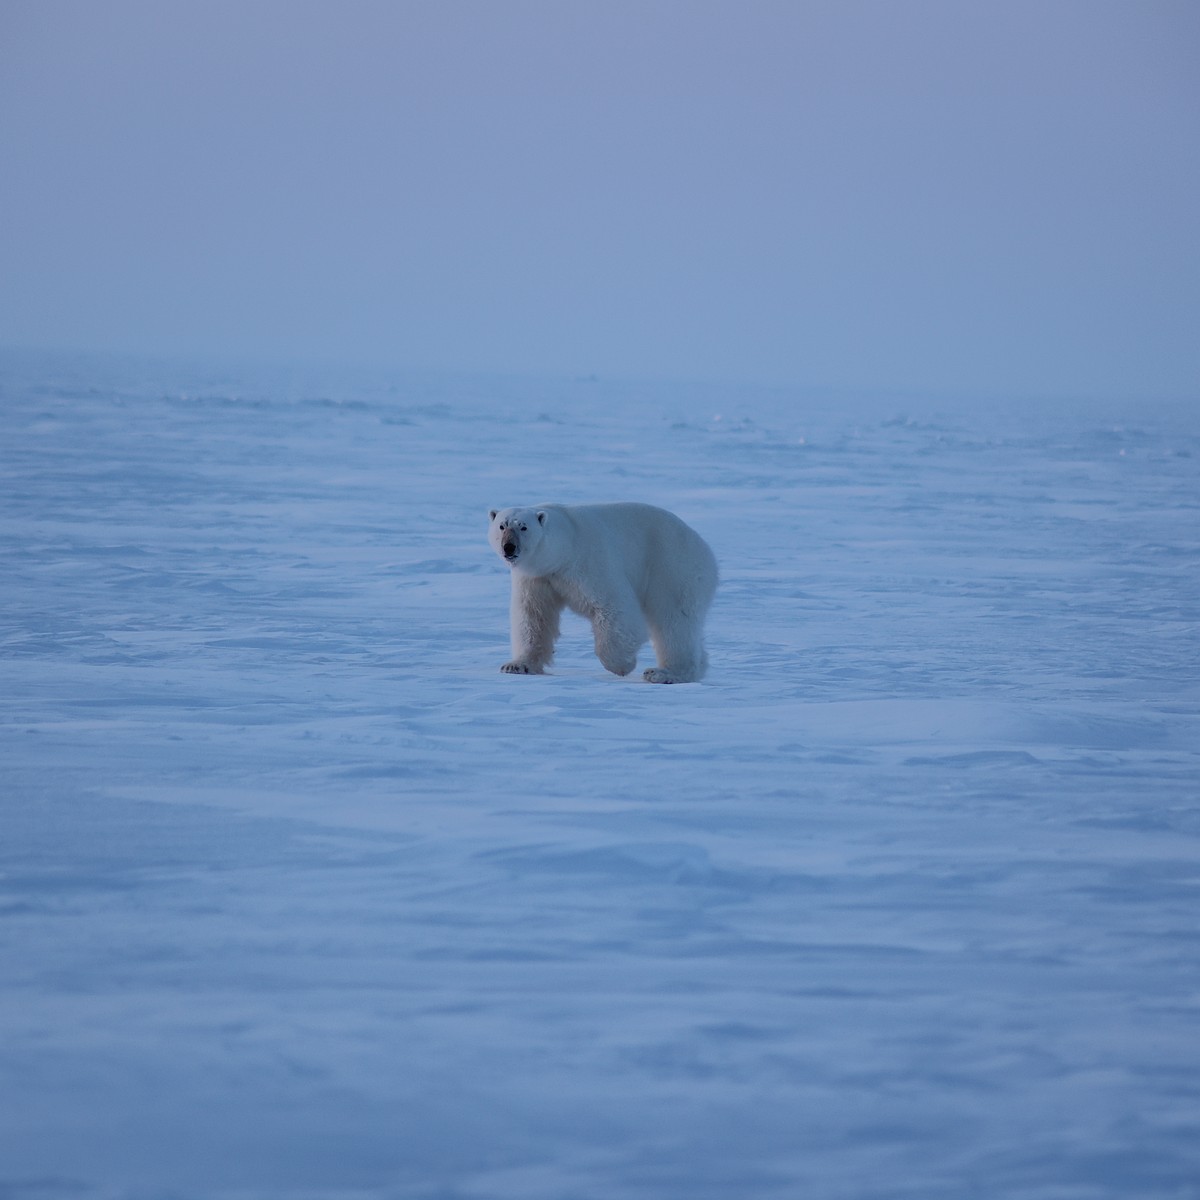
[2,350,1199,1200]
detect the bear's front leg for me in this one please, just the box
[590,597,646,677]
[502,575,562,675]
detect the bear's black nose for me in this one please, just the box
[503,541,518,558]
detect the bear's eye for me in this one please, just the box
[519,523,527,532]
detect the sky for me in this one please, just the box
[1,0,1197,399]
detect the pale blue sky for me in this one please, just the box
[2,0,1197,398]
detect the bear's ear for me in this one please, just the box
[489,510,498,522]
[536,511,546,525]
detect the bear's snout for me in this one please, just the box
[502,538,519,560]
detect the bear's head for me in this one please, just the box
[488,506,548,572]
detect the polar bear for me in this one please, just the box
[488,502,718,683]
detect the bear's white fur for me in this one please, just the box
[488,502,718,684]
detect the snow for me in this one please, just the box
[2,349,1198,1199]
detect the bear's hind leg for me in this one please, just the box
[644,617,708,684]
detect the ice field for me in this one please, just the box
[2,349,1199,1199]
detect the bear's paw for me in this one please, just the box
[501,661,544,675]
[643,668,678,684]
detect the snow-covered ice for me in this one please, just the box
[2,350,1198,1199]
